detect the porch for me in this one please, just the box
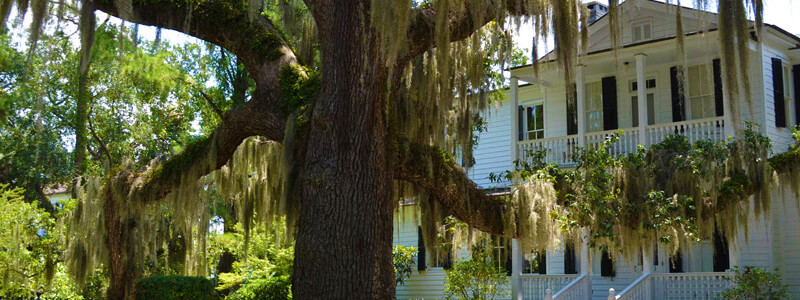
[516,116,727,166]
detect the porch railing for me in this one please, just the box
[519,274,579,300]
[516,117,727,166]
[651,272,733,299]
[645,116,726,146]
[613,273,652,300]
[544,274,589,300]
[608,272,733,300]
[518,135,580,166]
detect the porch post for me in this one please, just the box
[511,77,520,161]
[580,228,592,298]
[576,65,586,147]
[511,239,523,300]
[642,245,653,300]
[635,54,648,145]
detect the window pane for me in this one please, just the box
[535,105,544,130]
[527,106,534,131]
[643,24,652,40]
[646,79,656,89]
[703,95,715,118]
[785,65,792,96]
[634,26,642,42]
[691,96,703,119]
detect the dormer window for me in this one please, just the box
[632,20,653,43]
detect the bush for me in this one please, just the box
[225,275,292,300]
[720,266,789,300]
[444,246,509,300]
[393,245,417,285]
[136,275,216,300]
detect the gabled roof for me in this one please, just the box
[508,0,800,72]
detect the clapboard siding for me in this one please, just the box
[394,205,449,300]
[469,97,513,188]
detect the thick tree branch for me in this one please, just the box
[126,95,286,204]
[402,0,531,64]
[393,138,513,237]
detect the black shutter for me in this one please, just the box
[537,252,547,274]
[713,59,724,117]
[505,239,512,276]
[602,76,618,130]
[518,105,525,141]
[773,58,787,128]
[567,85,578,135]
[601,250,615,277]
[417,227,426,271]
[793,65,800,126]
[713,225,730,272]
[669,251,683,273]
[670,66,686,122]
[564,244,577,274]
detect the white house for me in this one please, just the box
[394,0,800,299]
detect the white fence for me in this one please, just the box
[544,274,589,300]
[519,274,579,300]
[517,117,727,166]
[607,272,732,300]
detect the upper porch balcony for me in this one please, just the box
[516,116,727,166]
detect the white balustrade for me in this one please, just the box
[543,274,588,300]
[651,272,733,300]
[645,117,726,146]
[517,135,580,166]
[520,274,578,300]
[516,117,727,167]
[584,128,639,157]
[615,273,651,300]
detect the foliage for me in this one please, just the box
[225,276,292,300]
[490,124,773,259]
[135,275,216,300]
[444,244,509,300]
[720,266,789,300]
[210,221,293,299]
[393,245,417,285]
[0,184,83,299]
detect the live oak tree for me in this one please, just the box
[1,0,770,299]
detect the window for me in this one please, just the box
[564,244,577,274]
[526,104,545,140]
[585,82,604,132]
[632,20,653,43]
[523,251,547,274]
[489,235,511,274]
[688,65,715,120]
[783,64,792,126]
[630,79,656,126]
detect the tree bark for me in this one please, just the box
[293,2,395,298]
[90,1,527,299]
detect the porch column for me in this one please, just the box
[642,245,653,300]
[635,54,648,145]
[511,239,523,300]
[580,228,592,298]
[576,65,586,147]
[511,77,520,161]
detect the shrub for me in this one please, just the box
[720,266,789,300]
[393,245,417,285]
[225,275,292,300]
[135,275,216,300]
[444,246,509,300]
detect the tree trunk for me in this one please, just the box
[292,2,396,298]
[105,173,139,300]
